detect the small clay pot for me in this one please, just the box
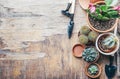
[85,63,102,78]
[87,1,119,33]
[72,44,85,57]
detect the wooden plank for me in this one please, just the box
[0,0,119,79]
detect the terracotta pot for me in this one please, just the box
[90,0,104,3]
[72,44,85,57]
[87,1,119,33]
[85,63,102,78]
[79,0,90,10]
[96,33,120,55]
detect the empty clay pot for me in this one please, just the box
[72,44,85,57]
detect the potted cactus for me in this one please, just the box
[82,47,99,63]
[85,63,102,78]
[80,25,91,35]
[78,26,99,45]
[79,34,89,45]
[87,1,120,33]
[96,33,119,55]
[88,31,99,42]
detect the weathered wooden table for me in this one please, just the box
[0,0,120,79]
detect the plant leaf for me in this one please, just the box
[100,5,109,12]
[110,0,118,6]
[105,0,113,6]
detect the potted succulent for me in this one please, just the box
[82,47,99,63]
[96,33,119,55]
[87,1,120,33]
[85,63,102,78]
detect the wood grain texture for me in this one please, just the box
[0,0,120,79]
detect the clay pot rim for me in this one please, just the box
[83,46,100,63]
[87,1,119,33]
[72,44,85,58]
[96,33,120,55]
[78,0,90,10]
[85,63,102,78]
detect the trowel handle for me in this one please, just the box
[65,0,72,11]
[65,3,72,11]
[71,0,76,14]
[62,0,72,12]
[109,55,114,66]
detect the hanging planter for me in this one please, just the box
[87,1,119,33]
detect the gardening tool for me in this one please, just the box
[68,0,76,39]
[105,56,117,79]
[61,0,72,17]
[105,26,118,79]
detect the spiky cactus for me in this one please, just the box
[80,26,90,35]
[88,31,98,42]
[79,35,88,45]
[88,64,99,76]
[102,35,117,49]
[82,47,99,62]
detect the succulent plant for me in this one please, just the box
[88,31,98,42]
[79,35,88,45]
[87,3,120,21]
[88,64,99,76]
[102,35,117,49]
[80,26,90,35]
[82,47,99,62]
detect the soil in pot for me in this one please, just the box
[89,16,116,31]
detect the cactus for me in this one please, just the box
[82,47,99,62]
[79,35,88,45]
[80,26,90,35]
[102,35,117,49]
[88,64,99,76]
[88,31,98,42]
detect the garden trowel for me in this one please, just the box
[67,0,76,39]
[105,56,117,79]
